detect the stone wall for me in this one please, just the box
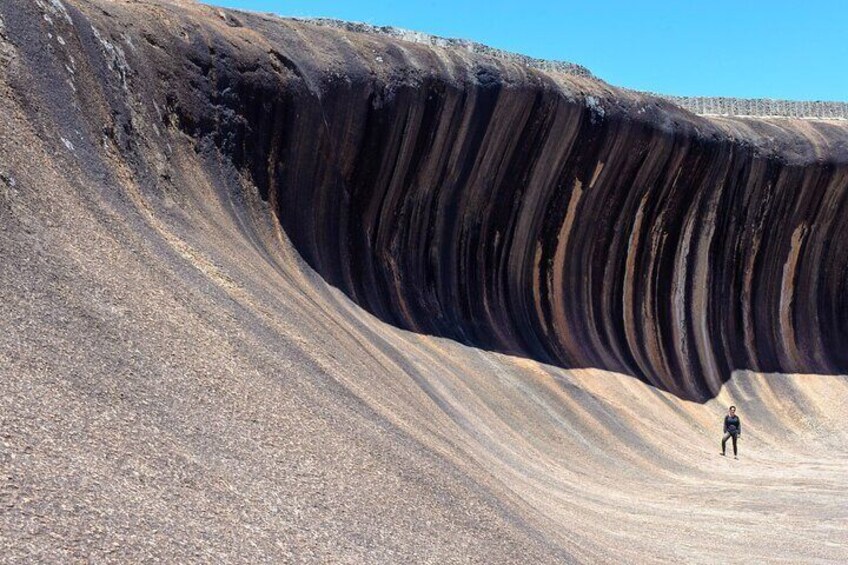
[653,95,848,120]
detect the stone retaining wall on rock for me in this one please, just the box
[654,95,848,120]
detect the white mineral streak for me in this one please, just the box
[90,25,131,90]
[35,0,74,25]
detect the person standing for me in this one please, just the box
[721,406,741,459]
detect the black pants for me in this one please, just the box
[722,432,738,455]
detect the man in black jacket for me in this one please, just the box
[721,406,742,459]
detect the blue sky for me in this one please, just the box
[208,1,847,101]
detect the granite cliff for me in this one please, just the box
[11,0,845,401]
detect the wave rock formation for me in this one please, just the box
[2,0,848,562]
[33,0,847,402]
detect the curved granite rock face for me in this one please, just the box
[5,0,848,403]
[5,2,848,562]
